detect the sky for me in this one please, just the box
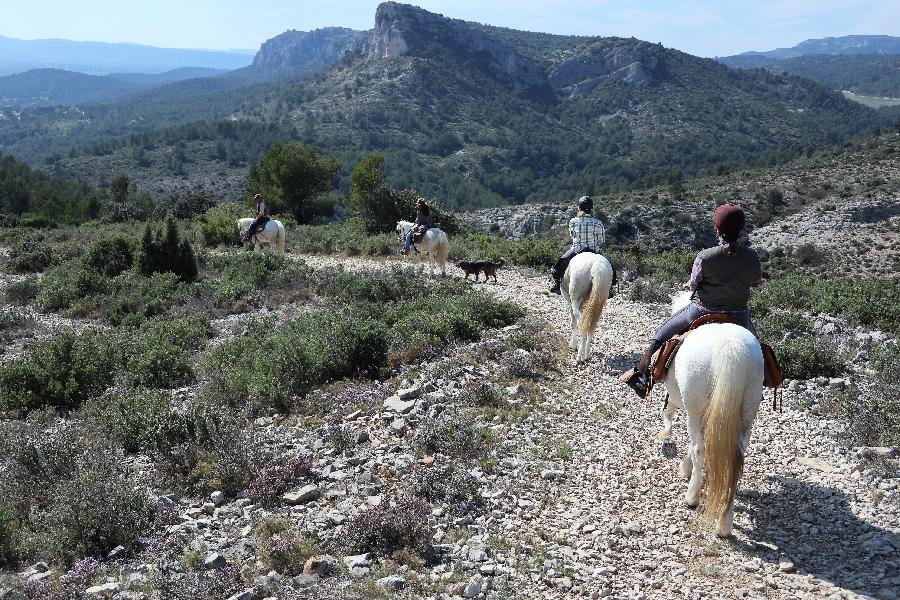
[2,0,899,57]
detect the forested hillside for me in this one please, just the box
[2,3,898,210]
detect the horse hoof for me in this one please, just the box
[686,502,699,510]
[660,441,677,459]
[715,527,733,538]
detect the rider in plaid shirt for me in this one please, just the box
[549,196,617,295]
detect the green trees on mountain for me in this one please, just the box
[245,143,340,224]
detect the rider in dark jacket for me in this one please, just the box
[401,198,432,255]
[621,203,762,398]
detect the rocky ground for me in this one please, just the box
[4,253,898,600]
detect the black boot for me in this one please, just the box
[549,278,561,295]
[622,367,651,399]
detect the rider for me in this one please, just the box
[401,198,432,256]
[621,203,763,398]
[244,193,269,242]
[549,195,617,296]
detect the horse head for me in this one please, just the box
[396,220,412,242]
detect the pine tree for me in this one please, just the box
[137,222,156,277]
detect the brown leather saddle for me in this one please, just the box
[650,313,783,391]
[412,223,439,245]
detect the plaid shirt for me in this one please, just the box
[569,216,605,252]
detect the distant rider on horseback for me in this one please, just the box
[621,203,762,398]
[401,198,432,255]
[549,195,617,296]
[243,193,269,242]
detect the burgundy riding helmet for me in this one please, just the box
[713,203,745,235]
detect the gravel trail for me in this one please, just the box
[295,251,899,600]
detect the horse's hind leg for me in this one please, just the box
[658,387,682,442]
[684,416,704,507]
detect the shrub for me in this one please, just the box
[155,191,216,220]
[416,410,489,460]
[823,384,900,447]
[212,252,311,306]
[102,388,173,453]
[409,463,480,508]
[248,457,312,507]
[116,317,212,388]
[35,261,109,312]
[15,447,153,566]
[256,518,320,575]
[870,342,900,387]
[194,203,243,247]
[777,337,845,379]
[0,329,116,411]
[82,235,134,277]
[7,238,54,273]
[343,494,433,557]
[459,381,502,408]
[153,401,265,496]
[3,276,40,304]
[627,279,672,304]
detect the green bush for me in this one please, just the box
[0,330,116,411]
[194,203,244,247]
[449,233,563,268]
[212,252,311,306]
[82,235,134,277]
[755,275,900,334]
[7,238,54,273]
[870,342,900,387]
[777,337,845,380]
[117,318,212,388]
[35,261,109,312]
[3,276,40,304]
[103,388,173,453]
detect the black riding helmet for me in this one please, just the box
[577,195,594,212]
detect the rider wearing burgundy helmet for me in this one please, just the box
[621,203,763,398]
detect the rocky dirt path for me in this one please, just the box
[295,252,898,600]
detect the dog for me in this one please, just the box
[456,258,505,282]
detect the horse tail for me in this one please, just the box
[276,222,286,254]
[434,231,449,268]
[701,335,749,523]
[579,257,612,336]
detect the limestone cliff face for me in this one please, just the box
[252,27,366,73]
[549,41,663,96]
[364,3,550,95]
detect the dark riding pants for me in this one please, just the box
[552,249,618,286]
[248,216,269,238]
[643,302,758,365]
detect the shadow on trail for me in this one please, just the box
[736,476,898,599]
[600,350,642,375]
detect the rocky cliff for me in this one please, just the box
[549,40,663,96]
[364,2,551,96]
[252,27,367,73]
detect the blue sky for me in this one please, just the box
[3,0,899,57]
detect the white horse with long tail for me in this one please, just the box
[657,291,764,537]
[561,252,614,363]
[396,221,450,277]
[237,218,286,254]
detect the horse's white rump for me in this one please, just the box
[659,316,764,537]
[237,218,286,254]
[561,252,613,363]
[396,220,450,277]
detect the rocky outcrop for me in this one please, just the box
[364,2,550,95]
[252,27,366,73]
[549,40,662,96]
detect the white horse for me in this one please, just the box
[657,292,765,537]
[396,221,450,277]
[237,218,286,254]
[561,252,614,363]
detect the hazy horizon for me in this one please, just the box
[2,1,899,59]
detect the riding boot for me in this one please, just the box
[549,278,561,295]
[619,350,653,399]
